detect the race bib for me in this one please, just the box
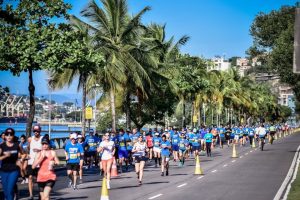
[70,153,78,159]
[120,142,125,147]
[179,143,185,148]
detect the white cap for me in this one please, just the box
[164,129,168,132]
[70,133,77,139]
[77,135,83,139]
[155,132,159,136]
[193,128,197,133]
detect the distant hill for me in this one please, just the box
[39,94,82,106]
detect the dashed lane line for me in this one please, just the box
[197,176,204,180]
[232,160,236,163]
[177,183,187,188]
[149,194,163,199]
[212,170,217,173]
[223,164,228,167]
[245,153,249,155]
[240,156,243,158]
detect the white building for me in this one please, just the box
[236,58,251,77]
[207,56,231,71]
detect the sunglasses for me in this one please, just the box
[33,130,40,133]
[5,132,14,136]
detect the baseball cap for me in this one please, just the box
[41,137,50,144]
[77,135,83,139]
[155,132,159,136]
[70,133,77,140]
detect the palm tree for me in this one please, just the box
[80,0,154,132]
[49,15,103,136]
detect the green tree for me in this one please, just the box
[247,5,300,101]
[0,0,71,136]
[80,0,153,133]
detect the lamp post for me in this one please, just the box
[93,84,100,134]
[46,78,52,138]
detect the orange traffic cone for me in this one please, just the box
[111,157,118,177]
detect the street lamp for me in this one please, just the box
[93,84,100,134]
[46,78,52,138]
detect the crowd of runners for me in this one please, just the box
[0,122,295,200]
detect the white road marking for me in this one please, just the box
[245,153,249,155]
[240,156,243,158]
[212,170,217,173]
[149,194,163,199]
[250,151,253,153]
[232,160,236,163]
[255,148,257,151]
[223,164,228,167]
[177,183,187,188]
[197,176,204,180]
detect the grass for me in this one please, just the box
[287,163,300,200]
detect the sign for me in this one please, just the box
[193,115,198,123]
[85,107,93,120]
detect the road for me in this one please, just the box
[14,132,300,200]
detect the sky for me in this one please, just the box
[0,0,298,100]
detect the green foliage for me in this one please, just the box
[247,5,300,102]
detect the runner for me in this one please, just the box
[153,132,162,168]
[204,129,213,157]
[27,125,43,200]
[225,125,232,147]
[132,135,148,185]
[191,129,201,159]
[97,132,115,189]
[146,131,154,161]
[269,123,276,144]
[160,135,171,176]
[126,130,134,166]
[19,134,29,184]
[171,129,180,162]
[178,133,189,167]
[32,137,59,200]
[85,131,100,168]
[258,124,267,150]
[65,133,84,190]
[77,134,87,183]
[117,129,129,173]
[0,128,22,200]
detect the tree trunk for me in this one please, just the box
[125,92,131,130]
[26,68,35,138]
[198,106,201,127]
[191,101,194,129]
[81,76,87,137]
[182,100,186,128]
[110,88,116,133]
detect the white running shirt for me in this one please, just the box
[99,141,115,160]
[28,136,43,165]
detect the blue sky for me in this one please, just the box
[0,0,298,99]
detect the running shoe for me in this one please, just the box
[161,172,164,176]
[138,181,142,186]
[68,180,72,188]
[166,170,169,176]
[107,180,111,189]
[73,185,78,190]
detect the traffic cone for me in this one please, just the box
[252,138,256,148]
[194,155,203,175]
[111,157,118,177]
[100,177,109,200]
[232,144,238,158]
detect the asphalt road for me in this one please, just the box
[14,131,300,200]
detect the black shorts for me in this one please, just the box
[270,131,276,136]
[134,156,148,163]
[86,151,96,157]
[66,163,79,171]
[26,165,39,176]
[38,180,55,192]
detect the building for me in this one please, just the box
[207,56,231,71]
